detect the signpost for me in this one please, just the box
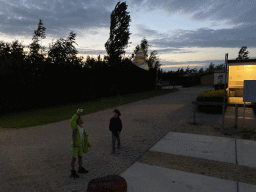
[243,80,256,127]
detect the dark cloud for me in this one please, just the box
[150,24,256,49]
[1,0,256,55]
[142,0,256,26]
[134,24,161,38]
[0,0,115,38]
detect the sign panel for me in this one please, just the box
[243,80,256,102]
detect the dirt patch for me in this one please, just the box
[138,150,256,185]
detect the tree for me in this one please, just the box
[176,68,185,75]
[133,38,161,70]
[147,50,161,69]
[198,67,205,76]
[185,65,190,73]
[236,46,249,60]
[134,37,151,58]
[0,40,26,73]
[215,64,225,70]
[29,19,46,60]
[105,1,131,66]
[48,31,81,66]
[205,62,215,74]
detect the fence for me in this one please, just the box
[192,101,254,133]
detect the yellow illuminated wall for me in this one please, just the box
[229,65,256,87]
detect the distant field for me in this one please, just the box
[0,88,180,128]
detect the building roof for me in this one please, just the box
[228,59,256,64]
[214,69,225,73]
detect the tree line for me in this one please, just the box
[0,0,251,114]
[0,2,158,115]
[158,45,251,87]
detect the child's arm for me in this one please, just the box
[71,114,79,130]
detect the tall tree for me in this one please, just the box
[29,19,46,60]
[105,1,131,66]
[236,46,249,60]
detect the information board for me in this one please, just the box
[243,80,256,102]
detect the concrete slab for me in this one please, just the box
[150,132,236,164]
[239,182,256,192]
[121,162,237,192]
[237,139,256,168]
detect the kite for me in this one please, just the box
[132,48,149,71]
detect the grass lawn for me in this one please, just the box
[0,88,180,129]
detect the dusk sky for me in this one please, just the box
[1,0,256,71]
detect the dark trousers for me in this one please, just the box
[112,132,121,152]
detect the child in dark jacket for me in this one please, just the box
[109,109,122,154]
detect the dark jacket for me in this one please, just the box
[109,117,122,134]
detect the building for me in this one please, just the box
[227,59,256,96]
[226,59,256,104]
[214,69,228,90]
[201,73,214,86]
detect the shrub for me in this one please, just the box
[196,90,228,114]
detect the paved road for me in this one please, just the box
[0,86,215,192]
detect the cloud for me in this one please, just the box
[77,48,107,55]
[1,0,256,54]
[0,0,116,38]
[157,48,196,54]
[150,24,256,49]
[134,24,162,38]
[141,0,256,26]
[159,59,225,71]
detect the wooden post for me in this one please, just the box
[222,53,228,134]
[234,104,238,129]
[222,103,225,134]
[243,102,246,128]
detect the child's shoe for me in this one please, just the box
[78,167,88,173]
[70,170,79,179]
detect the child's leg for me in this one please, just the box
[78,156,82,168]
[71,146,78,170]
[71,157,76,170]
[117,132,121,148]
[112,132,116,153]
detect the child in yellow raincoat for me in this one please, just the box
[70,109,90,179]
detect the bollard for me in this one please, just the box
[87,175,127,192]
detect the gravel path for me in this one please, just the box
[1,86,255,192]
